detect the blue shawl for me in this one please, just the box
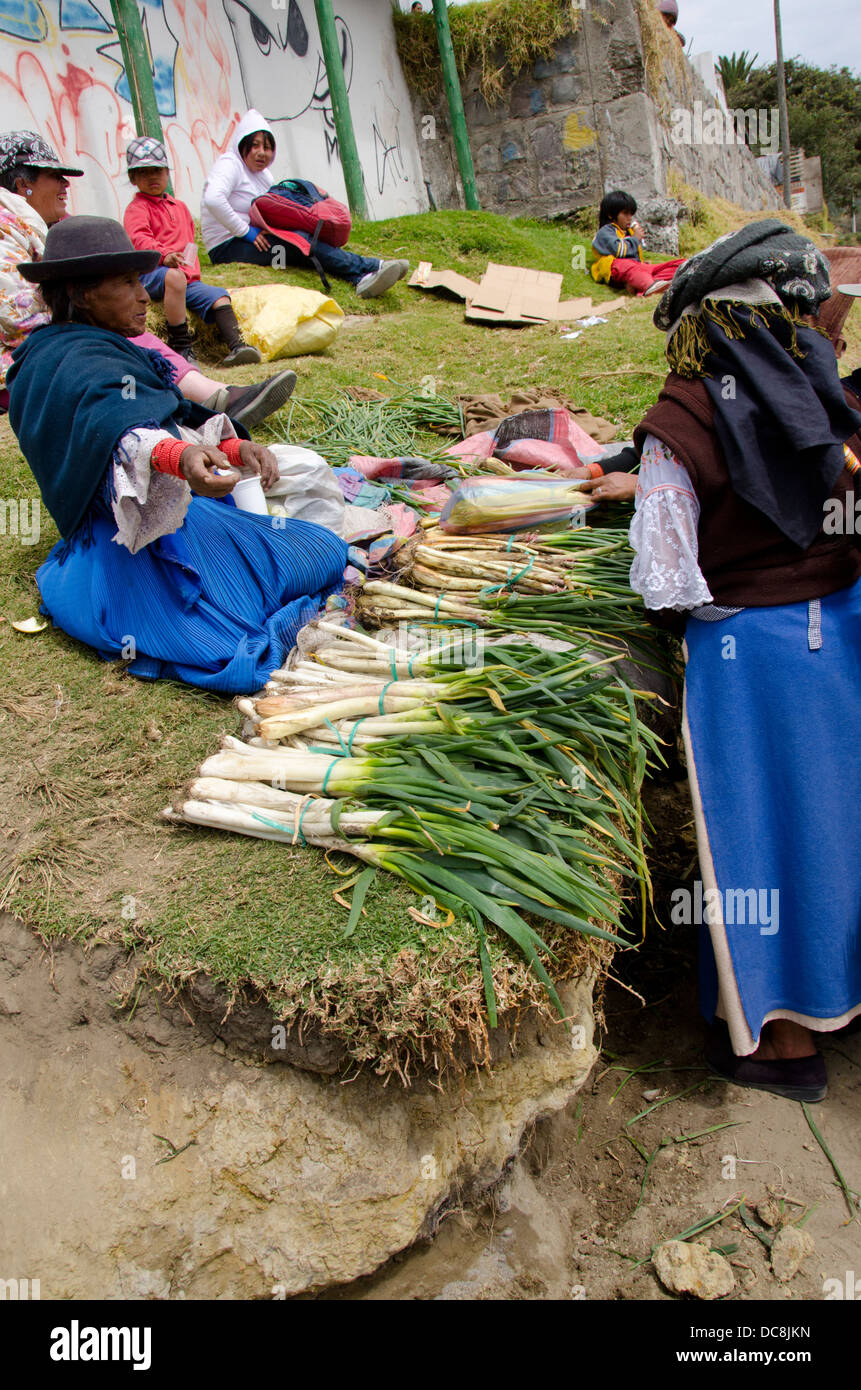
[7,323,190,539]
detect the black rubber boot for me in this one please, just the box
[165,318,198,363]
[212,303,261,366]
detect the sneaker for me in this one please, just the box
[222,370,298,428]
[220,342,262,367]
[355,259,410,299]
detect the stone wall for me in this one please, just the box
[411,0,779,221]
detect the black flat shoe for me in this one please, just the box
[705,1023,827,1103]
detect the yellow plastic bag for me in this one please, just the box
[229,284,344,359]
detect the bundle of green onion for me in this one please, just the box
[168,618,663,1023]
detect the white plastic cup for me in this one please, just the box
[231,475,269,515]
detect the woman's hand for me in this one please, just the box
[577,472,638,504]
[180,444,240,497]
[163,251,184,268]
[253,231,270,253]
[237,439,279,491]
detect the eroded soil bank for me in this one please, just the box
[2,784,858,1301]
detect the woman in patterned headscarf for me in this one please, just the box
[628,220,861,1102]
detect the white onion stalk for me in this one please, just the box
[189,777,385,830]
[301,715,444,744]
[357,603,448,623]
[164,800,373,850]
[315,620,393,653]
[253,683,389,714]
[200,749,371,791]
[258,691,435,741]
[361,580,480,617]
[414,545,563,582]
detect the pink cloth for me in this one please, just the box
[347,455,409,479]
[610,257,685,295]
[444,409,601,477]
[130,331,195,383]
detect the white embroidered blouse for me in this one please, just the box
[629,433,713,611]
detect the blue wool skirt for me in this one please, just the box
[37,496,348,694]
[682,578,861,1054]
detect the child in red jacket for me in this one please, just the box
[123,137,260,367]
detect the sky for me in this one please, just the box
[676,0,860,73]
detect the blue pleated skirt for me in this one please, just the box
[37,495,349,694]
[683,578,861,1054]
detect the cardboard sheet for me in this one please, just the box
[409,261,629,326]
[408,263,482,299]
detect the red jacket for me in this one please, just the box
[123,192,201,282]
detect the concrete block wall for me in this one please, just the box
[411,0,779,220]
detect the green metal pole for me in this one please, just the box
[313,0,367,220]
[109,0,165,141]
[431,0,479,211]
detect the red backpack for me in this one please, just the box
[251,179,352,289]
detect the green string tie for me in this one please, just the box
[480,555,534,599]
[378,679,396,715]
[324,717,349,756]
[321,759,340,796]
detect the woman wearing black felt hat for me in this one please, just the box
[6,215,349,694]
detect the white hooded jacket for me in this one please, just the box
[200,110,276,252]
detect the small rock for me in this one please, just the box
[653,1240,735,1300]
[642,1088,663,1102]
[757,1198,781,1229]
[770,1225,814,1283]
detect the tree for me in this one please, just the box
[717,51,759,105]
[729,59,861,219]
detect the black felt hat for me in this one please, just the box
[18,215,160,282]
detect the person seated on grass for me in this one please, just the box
[591,190,685,298]
[0,130,295,427]
[7,215,348,694]
[124,136,260,367]
[200,109,409,298]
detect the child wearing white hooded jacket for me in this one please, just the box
[201,110,409,299]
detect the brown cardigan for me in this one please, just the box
[634,374,861,609]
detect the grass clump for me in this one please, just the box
[393,0,579,104]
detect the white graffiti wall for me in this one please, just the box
[0,0,428,222]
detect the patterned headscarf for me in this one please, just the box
[651,221,861,548]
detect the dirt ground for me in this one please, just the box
[329,941,861,1302]
[326,779,861,1300]
[1,777,859,1302]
